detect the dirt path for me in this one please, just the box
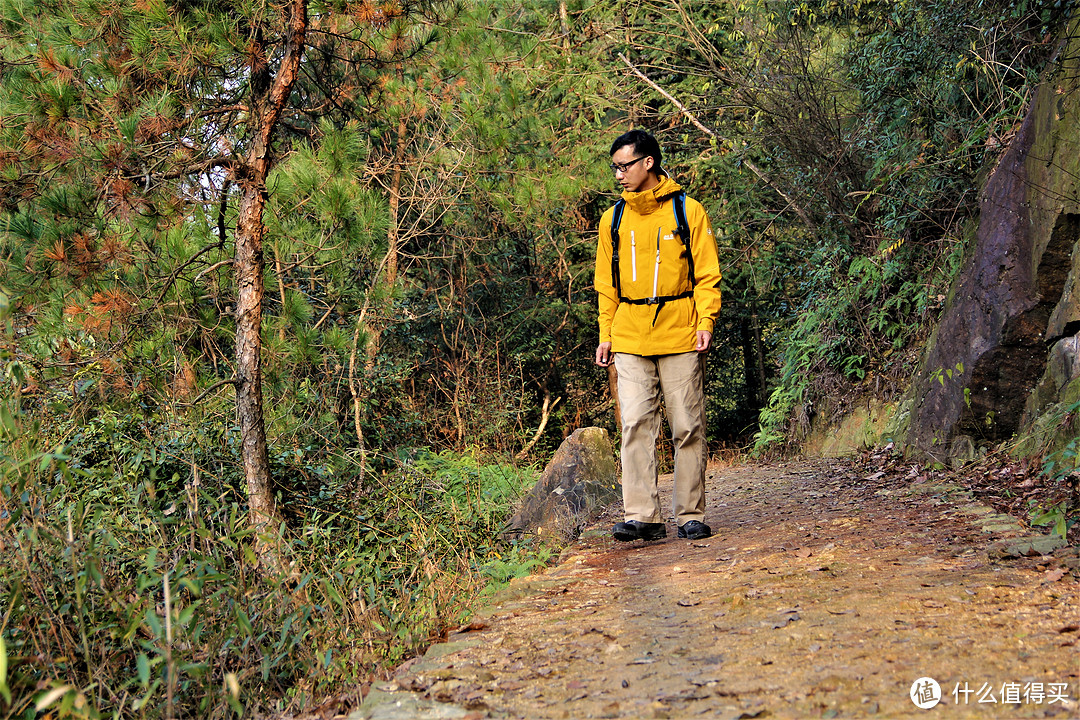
[356,459,1079,719]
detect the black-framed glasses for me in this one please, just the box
[609,156,647,174]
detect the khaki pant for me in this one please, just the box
[614,351,707,525]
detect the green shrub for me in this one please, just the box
[0,407,540,718]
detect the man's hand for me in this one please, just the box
[695,330,712,353]
[595,342,613,367]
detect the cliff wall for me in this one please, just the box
[808,21,1080,461]
[895,19,1080,460]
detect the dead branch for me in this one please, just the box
[517,390,562,460]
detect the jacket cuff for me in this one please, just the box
[697,318,715,334]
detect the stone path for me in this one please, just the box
[354,460,1079,719]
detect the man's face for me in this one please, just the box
[611,145,657,194]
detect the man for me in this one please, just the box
[594,129,722,542]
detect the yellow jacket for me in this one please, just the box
[595,175,722,356]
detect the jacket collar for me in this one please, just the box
[621,175,682,215]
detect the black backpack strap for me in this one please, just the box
[672,191,695,286]
[620,289,695,325]
[609,193,696,326]
[610,199,626,301]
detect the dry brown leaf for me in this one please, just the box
[1043,567,1067,583]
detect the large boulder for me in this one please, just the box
[895,24,1080,459]
[505,427,619,543]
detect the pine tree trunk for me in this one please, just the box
[233,0,308,567]
[235,180,276,547]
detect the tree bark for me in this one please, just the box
[233,0,308,565]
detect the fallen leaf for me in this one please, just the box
[767,612,801,628]
[1043,568,1067,583]
[677,598,701,607]
[795,547,813,558]
[584,627,617,640]
[1057,624,1079,634]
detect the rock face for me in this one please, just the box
[896,24,1080,459]
[505,427,619,543]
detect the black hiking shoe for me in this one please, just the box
[677,520,712,540]
[613,520,667,542]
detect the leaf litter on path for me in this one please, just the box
[356,458,1080,720]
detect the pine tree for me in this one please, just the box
[0,0,441,560]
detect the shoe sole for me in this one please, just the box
[613,528,667,542]
[613,532,667,542]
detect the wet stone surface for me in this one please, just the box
[354,459,1079,720]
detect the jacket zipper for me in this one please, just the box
[652,227,661,299]
[630,230,637,282]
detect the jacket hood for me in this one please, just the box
[621,175,683,216]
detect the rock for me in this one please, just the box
[352,688,475,719]
[899,25,1080,456]
[504,427,619,543]
[987,534,1068,560]
[948,435,976,466]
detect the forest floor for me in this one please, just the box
[350,457,1079,720]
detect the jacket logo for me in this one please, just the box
[663,234,674,240]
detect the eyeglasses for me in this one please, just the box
[609,156,647,174]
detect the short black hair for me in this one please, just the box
[610,129,663,172]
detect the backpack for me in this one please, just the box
[610,190,695,323]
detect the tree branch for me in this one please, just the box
[617,52,816,232]
[517,390,562,460]
[176,376,238,406]
[154,241,225,304]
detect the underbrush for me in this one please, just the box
[0,413,543,719]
